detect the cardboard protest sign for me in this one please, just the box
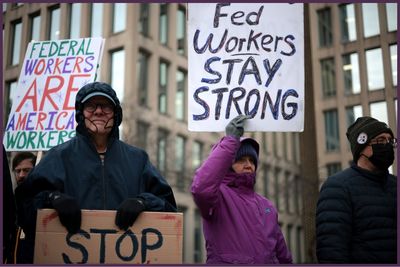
[34,209,183,264]
[3,37,105,151]
[188,3,304,132]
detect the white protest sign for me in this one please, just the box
[188,3,304,132]
[3,37,105,151]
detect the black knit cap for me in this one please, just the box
[235,138,259,169]
[346,116,394,162]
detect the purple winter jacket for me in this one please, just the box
[191,136,293,264]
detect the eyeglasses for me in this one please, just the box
[369,137,397,148]
[84,102,114,114]
[14,168,32,174]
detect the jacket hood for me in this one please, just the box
[75,82,122,139]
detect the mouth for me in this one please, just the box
[91,120,106,124]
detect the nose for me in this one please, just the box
[243,158,252,166]
[93,104,104,114]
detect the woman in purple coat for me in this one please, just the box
[191,115,292,264]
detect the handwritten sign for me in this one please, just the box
[188,3,304,132]
[3,38,105,151]
[34,209,183,264]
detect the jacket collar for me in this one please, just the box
[351,162,389,184]
[223,170,256,191]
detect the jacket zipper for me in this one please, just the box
[101,155,106,210]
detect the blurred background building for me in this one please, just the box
[2,3,397,264]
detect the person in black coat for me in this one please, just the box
[316,116,397,263]
[3,146,17,264]
[19,82,177,262]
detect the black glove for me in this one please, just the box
[115,198,146,231]
[225,114,251,138]
[49,192,81,234]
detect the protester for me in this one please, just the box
[11,152,36,263]
[19,82,177,262]
[316,116,397,263]
[191,114,292,264]
[12,152,36,186]
[3,146,17,264]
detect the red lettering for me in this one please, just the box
[72,56,84,73]
[55,111,68,130]
[63,74,91,110]
[16,79,38,112]
[39,76,64,111]
[36,112,47,130]
[52,58,64,75]
[16,113,28,130]
[34,59,46,75]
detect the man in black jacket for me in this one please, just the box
[19,82,177,263]
[3,146,17,264]
[316,116,397,263]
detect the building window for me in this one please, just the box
[274,168,280,211]
[272,132,278,156]
[317,8,332,47]
[159,3,168,45]
[176,6,186,54]
[5,81,18,123]
[49,6,60,40]
[294,176,300,214]
[10,20,22,66]
[362,3,380,38]
[91,3,103,37]
[111,49,125,101]
[283,133,288,160]
[366,48,384,91]
[342,52,360,95]
[287,224,293,254]
[157,129,168,174]
[296,227,303,263]
[370,101,388,124]
[194,210,203,263]
[339,4,356,42]
[159,60,169,114]
[137,121,149,150]
[176,69,186,120]
[192,141,203,170]
[320,58,336,97]
[137,50,150,107]
[284,172,291,213]
[346,105,363,127]
[113,3,126,33]
[292,133,300,164]
[69,3,81,38]
[175,135,186,190]
[30,13,41,41]
[326,163,342,176]
[139,3,150,36]
[324,109,340,151]
[390,44,397,86]
[386,3,397,32]
[3,3,7,12]
[263,164,269,197]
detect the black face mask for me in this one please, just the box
[369,143,395,170]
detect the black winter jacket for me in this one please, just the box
[18,132,177,262]
[316,163,397,263]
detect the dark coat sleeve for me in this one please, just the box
[137,159,177,212]
[316,176,352,263]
